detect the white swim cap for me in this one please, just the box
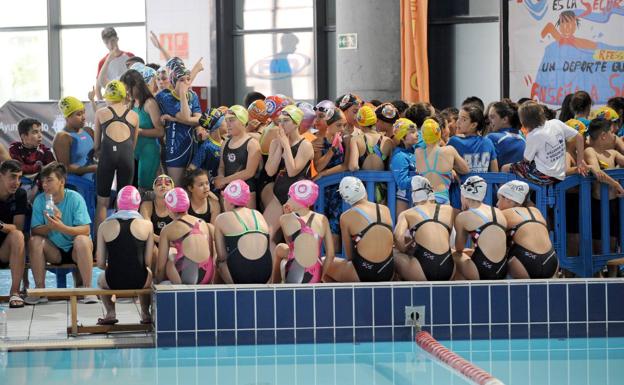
[338,176,367,205]
[411,176,434,204]
[460,176,487,202]
[497,180,529,205]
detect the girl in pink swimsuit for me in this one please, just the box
[273,180,335,283]
[160,187,216,284]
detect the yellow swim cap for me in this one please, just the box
[58,96,85,118]
[590,106,620,122]
[565,119,587,136]
[422,118,442,145]
[356,105,377,127]
[281,105,304,125]
[392,118,416,141]
[227,105,249,126]
[104,80,126,102]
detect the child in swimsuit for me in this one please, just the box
[497,181,558,279]
[158,187,216,284]
[394,176,456,281]
[215,180,273,284]
[273,180,335,284]
[454,176,509,280]
[324,177,395,282]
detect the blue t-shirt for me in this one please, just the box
[390,145,416,201]
[448,135,497,173]
[31,189,91,251]
[486,128,526,167]
[156,89,201,135]
[191,138,222,189]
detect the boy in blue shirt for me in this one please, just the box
[24,162,95,305]
[389,118,419,215]
[448,105,498,173]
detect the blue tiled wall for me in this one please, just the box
[154,280,624,347]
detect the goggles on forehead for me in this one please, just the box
[380,104,398,119]
[314,105,335,121]
[338,94,361,110]
[154,175,174,187]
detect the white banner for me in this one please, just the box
[509,1,624,107]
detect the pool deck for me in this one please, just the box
[1,298,154,351]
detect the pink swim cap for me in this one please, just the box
[288,180,319,208]
[164,187,190,213]
[223,179,250,207]
[116,185,141,211]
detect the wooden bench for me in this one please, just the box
[26,288,153,336]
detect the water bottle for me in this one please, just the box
[45,194,55,217]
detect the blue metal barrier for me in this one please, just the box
[553,169,624,277]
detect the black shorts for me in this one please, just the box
[0,233,7,268]
[413,246,454,281]
[591,198,620,239]
[55,247,75,265]
[509,160,559,186]
[509,244,558,279]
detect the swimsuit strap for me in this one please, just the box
[232,209,251,232]
[107,106,119,119]
[412,206,430,220]
[510,207,547,235]
[410,204,451,235]
[433,203,441,221]
[512,208,531,222]
[490,206,498,224]
[469,208,491,224]
[375,203,382,224]
[352,206,374,224]
[178,217,196,229]
[251,209,260,231]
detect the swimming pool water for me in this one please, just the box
[1,337,622,385]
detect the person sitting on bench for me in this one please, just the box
[96,185,153,325]
[0,160,27,308]
[25,162,95,305]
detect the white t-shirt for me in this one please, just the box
[524,119,578,180]
[97,51,134,84]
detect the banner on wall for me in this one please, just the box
[401,0,430,103]
[145,0,213,89]
[509,0,624,107]
[0,101,99,148]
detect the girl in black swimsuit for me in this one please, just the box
[214,180,273,284]
[140,174,174,277]
[93,80,140,231]
[325,176,395,282]
[497,180,558,279]
[184,169,221,224]
[454,176,509,280]
[263,105,314,253]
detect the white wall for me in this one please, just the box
[145,0,213,87]
[452,22,501,107]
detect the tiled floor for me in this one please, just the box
[1,298,154,350]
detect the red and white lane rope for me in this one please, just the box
[415,331,505,385]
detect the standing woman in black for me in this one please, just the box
[264,105,314,253]
[93,80,139,232]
